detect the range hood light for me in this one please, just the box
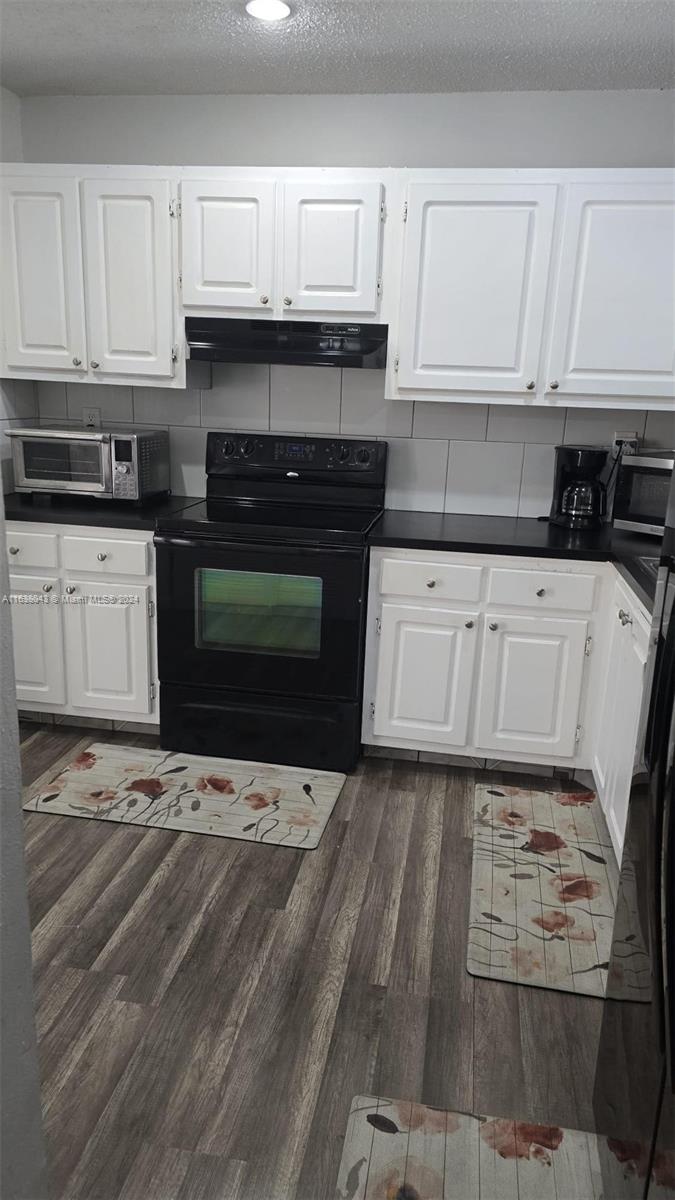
[245,0,291,20]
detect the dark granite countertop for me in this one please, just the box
[2,492,203,532]
[368,510,661,609]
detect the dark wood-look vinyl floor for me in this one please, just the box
[20,722,604,1200]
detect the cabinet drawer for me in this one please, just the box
[380,558,483,602]
[6,529,58,569]
[487,567,596,612]
[62,536,148,576]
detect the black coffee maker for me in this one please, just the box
[549,445,609,530]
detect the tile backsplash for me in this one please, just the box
[3,366,674,514]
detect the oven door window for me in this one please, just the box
[21,439,106,489]
[196,568,323,658]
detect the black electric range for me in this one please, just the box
[154,431,387,772]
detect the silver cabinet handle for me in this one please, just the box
[489,622,498,631]
[526,380,535,390]
[536,587,546,597]
[91,360,100,369]
[72,356,82,367]
[8,545,20,555]
[618,608,633,626]
[65,585,76,595]
[465,620,474,629]
[426,579,437,589]
[97,552,107,561]
[42,583,52,593]
[260,295,269,305]
[550,380,559,390]
[283,296,292,306]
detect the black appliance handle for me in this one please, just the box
[153,532,362,560]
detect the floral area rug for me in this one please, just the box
[23,743,345,849]
[467,783,626,998]
[335,1095,674,1199]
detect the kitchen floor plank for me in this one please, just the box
[22,728,606,1200]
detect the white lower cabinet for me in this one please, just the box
[9,573,66,705]
[475,613,588,758]
[63,580,152,714]
[373,603,479,746]
[592,580,650,859]
[6,522,158,723]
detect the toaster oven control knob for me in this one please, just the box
[115,464,130,474]
[356,448,371,465]
[240,438,255,457]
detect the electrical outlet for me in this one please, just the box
[612,430,639,456]
[82,406,101,429]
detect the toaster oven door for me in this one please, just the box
[10,430,112,495]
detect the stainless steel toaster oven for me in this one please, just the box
[6,426,170,501]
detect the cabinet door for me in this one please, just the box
[63,580,151,714]
[81,179,174,378]
[181,179,275,309]
[547,183,675,398]
[398,183,557,392]
[9,574,66,705]
[282,181,383,313]
[476,613,587,758]
[1,177,87,373]
[373,603,479,745]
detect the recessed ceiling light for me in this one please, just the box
[245,0,291,20]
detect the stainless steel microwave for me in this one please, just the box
[613,450,674,537]
[6,426,170,501]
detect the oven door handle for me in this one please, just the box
[153,532,362,558]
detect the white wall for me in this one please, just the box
[19,89,675,166]
[0,87,23,161]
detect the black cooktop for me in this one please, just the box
[155,500,383,545]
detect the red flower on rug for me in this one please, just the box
[75,787,118,808]
[523,828,567,854]
[497,806,527,827]
[125,777,166,799]
[532,909,597,942]
[551,873,601,903]
[71,751,97,771]
[244,787,281,811]
[194,774,235,795]
[287,810,318,828]
[555,792,595,807]
[480,1119,563,1164]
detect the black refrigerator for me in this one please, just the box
[593,474,675,1198]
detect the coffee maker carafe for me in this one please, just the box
[550,446,609,530]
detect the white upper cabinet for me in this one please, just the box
[397,183,557,392]
[547,183,675,399]
[180,179,275,310]
[1,177,87,373]
[281,181,383,313]
[81,179,175,378]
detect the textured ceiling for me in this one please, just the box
[1,0,673,96]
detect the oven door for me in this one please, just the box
[8,429,112,495]
[154,534,366,700]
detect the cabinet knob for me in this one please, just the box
[42,583,52,593]
[465,620,474,629]
[65,585,76,595]
[8,545,20,555]
[618,608,633,626]
[489,622,498,631]
[550,380,559,390]
[536,587,546,597]
[426,578,437,589]
[526,380,535,390]
[283,296,292,307]
[91,360,100,369]
[97,551,108,561]
[72,356,82,367]
[260,294,269,305]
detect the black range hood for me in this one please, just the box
[185,317,388,369]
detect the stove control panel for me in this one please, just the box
[207,432,385,476]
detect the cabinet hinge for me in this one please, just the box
[402,201,408,222]
[369,702,376,718]
[148,599,155,618]
[150,683,157,701]
[375,617,381,635]
[177,272,182,290]
[584,635,592,656]
[171,345,179,364]
[575,724,583,745]
[394,354,399,373]
[377,276,383,298]
[380,200,386,221]
[169,199,181,218]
